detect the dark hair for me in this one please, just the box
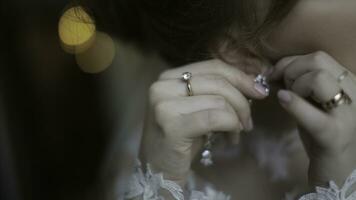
[79,0,298,66]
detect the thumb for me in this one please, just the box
[277,90,329,134]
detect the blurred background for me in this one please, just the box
[0,1,165,199]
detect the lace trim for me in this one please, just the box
[125,160,183,200]
[124,160,230,200]
[189,187,231,200]
[125,160,356,200]
[299,169,356,200]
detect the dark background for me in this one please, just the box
[1,1,119,199]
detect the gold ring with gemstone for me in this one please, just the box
[322,90,352,110]
[182,72,193,96]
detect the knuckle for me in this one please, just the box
[149,82,163,104]
[212,61,240,84]
[211,59,225,68]
[311,70,328,86]
[212,75,230,89]
[278,57,293,68]
[309,51,328,64]
[149,81,160,95]
[154,101,177,131]
[161,120,178,138]
[314,51,328,57]
[154,101,169,117]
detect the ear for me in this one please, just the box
[214,42,272,76]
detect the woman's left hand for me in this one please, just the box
[270,51,356,187]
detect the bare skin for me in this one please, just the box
[139,1,356,199]
[266,0,356,73]
[194,1,356,198]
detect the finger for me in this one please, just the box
[159,59,269,98]
[271,51,356,112]
[333,70,356,105]
[287,68,355,119]
[291,70,341,102]
[155,96,242,138]
[269,56,300,81]
[155,95,231,117]
[181,107,241,138]
[271,52,352,84]
[227,129,242,145]
[150,75,253,130]
[280,60,315,89]
[277,90,329,135]
[225,103,244,144]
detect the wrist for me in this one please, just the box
[309,151,356,187]
[140,151,191,188]
[149,162,189,188]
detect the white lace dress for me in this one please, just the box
[123,159,356,200]
[121,123,356,200]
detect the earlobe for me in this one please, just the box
[217,52,271,77]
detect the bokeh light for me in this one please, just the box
[75,31,115,74]
[58,6,115,73]
[58,6,96,54]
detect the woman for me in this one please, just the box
[81,0,356,199]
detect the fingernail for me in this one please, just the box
[254,74,270,96]
[254,83,270,96]
[277,90,292,104]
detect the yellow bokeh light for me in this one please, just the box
[75,32,116,74]
[58,6,96,54]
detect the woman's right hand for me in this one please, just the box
[140,59,269,186]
